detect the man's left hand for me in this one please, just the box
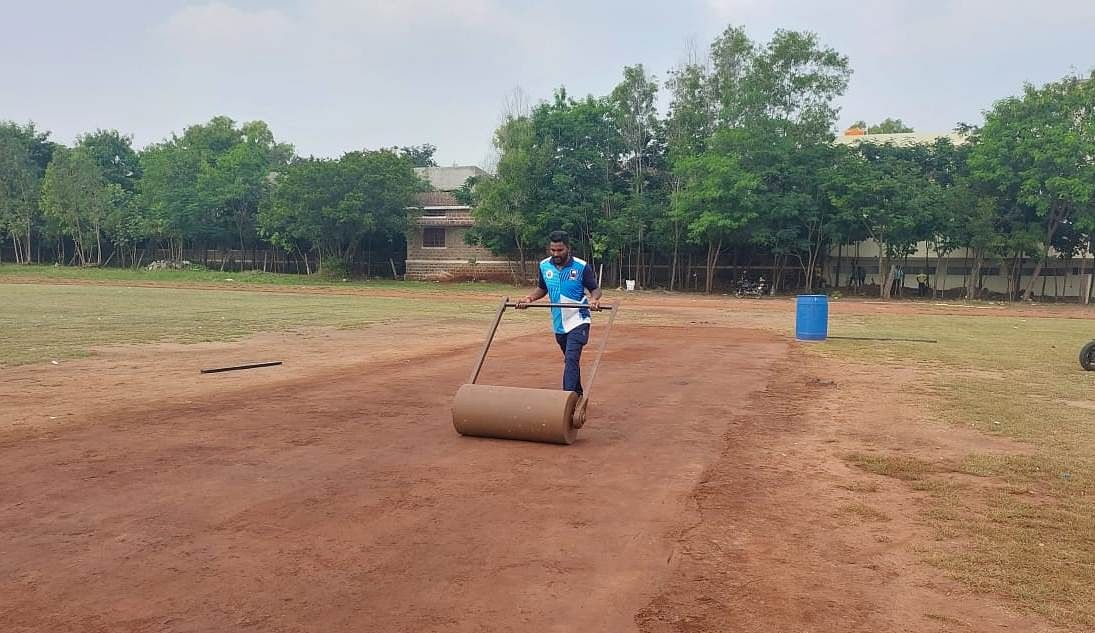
[589,298,601,311]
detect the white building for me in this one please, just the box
[827,130,1094,299]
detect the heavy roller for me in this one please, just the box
[452,297,619,445]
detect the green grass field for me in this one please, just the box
[0,263,516,292]
[0,281,500,367]
[826,314,1095,627]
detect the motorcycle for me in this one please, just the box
[735,276,767,299]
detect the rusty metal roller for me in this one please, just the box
[452,385,580,444]
[451,297,618,445]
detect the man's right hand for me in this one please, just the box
[515,296,534,309]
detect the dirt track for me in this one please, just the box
[1,324,787,632]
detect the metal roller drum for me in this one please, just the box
[452,384,580,445]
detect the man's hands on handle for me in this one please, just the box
[516,288,547,309]
[516,293,604,310]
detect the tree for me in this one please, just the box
[399,144,438,168]
[77,129,141,192]
[41,147,112,265]
[532,90,623,277]
[0,130,39,264]
[139,141,203,260]
[706,26,851,292]
[827,142,942,298]
[970,72,1095,300]
[868,118,914,134]
[750,137,842,292]
[198,121,293,251]
[76,130,147,264]
[710,27,851,141]
[0,122,55,264]
[140,117,292,259]
[671,128,759,293]
[466,115,552,278]
[664,57,716,289]
[259,150,418,273]
[609,64,659,286]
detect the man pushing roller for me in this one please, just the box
[516,230,603,395]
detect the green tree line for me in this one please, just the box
[0,115,436,274]
[465,26,1095,298]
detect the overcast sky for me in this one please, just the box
[3,1,1093,167]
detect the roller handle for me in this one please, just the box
[572,300,619,429]
[468,296,510,385]
[505,302,613,309]
[467,297,620,421]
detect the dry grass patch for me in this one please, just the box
[845,452,939,481]
[837,502,892,523]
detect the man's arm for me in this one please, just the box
[583,264,604,310]
[515,269,548,309]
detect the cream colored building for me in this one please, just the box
[827,131,1094,299]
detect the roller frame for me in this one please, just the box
[453,296,619,444]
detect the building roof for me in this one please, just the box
[414,166,487,192]
[835,131,967,147]
[413,191,464,207]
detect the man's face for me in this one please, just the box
[549,241,569,266]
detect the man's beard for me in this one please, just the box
[552,255,566,265]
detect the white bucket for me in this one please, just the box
[625,280,636,291]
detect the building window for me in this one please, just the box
[423,227,446,248]
[422,209,446,217]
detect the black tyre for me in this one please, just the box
[1081,340,1095,371]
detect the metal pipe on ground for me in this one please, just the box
[200,361,283,374]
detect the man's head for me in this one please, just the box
[548,230,570,266]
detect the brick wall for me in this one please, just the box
[406,225,497,261]
[405,206,519,280]
[405,259,520,281]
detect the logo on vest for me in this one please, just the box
[569,269,578,280]
[544,269,554,279]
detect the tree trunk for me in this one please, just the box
[934,252,946,299]
[1023,210,1065,301]
[835,244,843,289]
[669,223,680,292]
[514,229,527,281]
[704,239,722,294]
[772,253,787,296]
[1025,254,1048,302]
[1006,254,1021,302]
[669,245,678,292]
[878,248,889,299]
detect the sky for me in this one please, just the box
[2,0,1094,167]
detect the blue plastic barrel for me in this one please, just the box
[795,295,828,341]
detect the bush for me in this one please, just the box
[319,256,352,280]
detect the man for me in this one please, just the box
[892,266,904,297]
[517,230,603,395]
[916,271,929,297]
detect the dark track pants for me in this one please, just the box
[555,324,590,395]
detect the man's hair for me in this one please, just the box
[548,230,570,246]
